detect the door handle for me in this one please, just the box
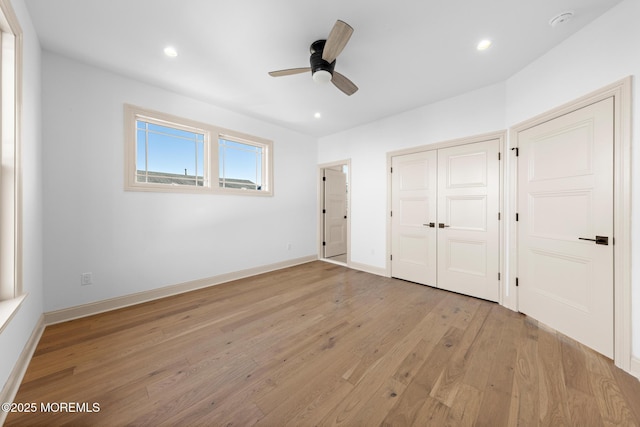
[439,223,450,228]
[423,222,435,228]
[578,236,609,245]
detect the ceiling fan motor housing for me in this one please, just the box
[310,40,335,77]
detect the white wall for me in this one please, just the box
[318,0,639,361]
[41,53,318,312]
[0,0,44,394]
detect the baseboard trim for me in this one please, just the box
[631,356,640,381]
[348,261,388,277]
[0,314,45,425]
[44,255,317,325]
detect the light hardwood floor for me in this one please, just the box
[5,261,640,426]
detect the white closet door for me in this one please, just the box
[391,150,437,286]
[517,97,614,357]
[436,140,500,302]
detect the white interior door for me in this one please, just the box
[323,168,347,258]
[391,151,438,286]
[437,140,500,302]
[517,97,614,358]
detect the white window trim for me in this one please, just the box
[124,104,273,196]
[0,0,24,331]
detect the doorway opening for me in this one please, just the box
[318,160,350,266]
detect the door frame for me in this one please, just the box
[318,159,351,266]
[509,77,632,372]
[386,130,506,303]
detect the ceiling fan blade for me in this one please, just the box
[322,20,353,63]
[268,67,311,77]
[332,71,358,96]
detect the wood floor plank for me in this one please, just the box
[585,351,639,427]
[475,310,525,426]
[446,383,483,426]
[429,300,489,407]
[561,334,593,395]
[508,316,540,427]
[610,362,640,422]
[460,304,508,391]
[5,261,640,426]
[537,326,572,426]
[381,326,465,426]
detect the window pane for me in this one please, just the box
[219,138,263,190]
[136,120,205,186]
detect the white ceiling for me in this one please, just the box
[24,0,622,137]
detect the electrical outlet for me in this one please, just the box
[81,272,93,286]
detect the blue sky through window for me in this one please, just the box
[136,121,204,178]
[135,120,266,189]
[219,138,263,187]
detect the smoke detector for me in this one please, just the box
[549,11,574,27]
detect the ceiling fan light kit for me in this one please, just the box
[313,69,333,84]
[310,39,335,84]
[269,20,358,96]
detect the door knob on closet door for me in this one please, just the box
[423,222,435,228]
[578,236,609,245]
[438,223,450,228]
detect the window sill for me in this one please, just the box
[0,293,27,334]
[124,182,273,196]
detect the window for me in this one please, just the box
[135,119,206,187]
[219,137,264,190]
[0,0,24,329]
[125,105,273,195]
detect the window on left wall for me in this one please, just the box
[124,104,273,195]
[0,0,25,330]
[135,118,207,187]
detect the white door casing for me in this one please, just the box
[324,168,348,258]
[391,151,438,286]
[517,97,614,358]
[437,140,501,302]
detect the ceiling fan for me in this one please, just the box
[268,20,358,96]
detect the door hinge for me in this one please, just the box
[390,254,393,261]
[498,152,501,160]
[515,277,519,287]
[322,209,326,214]
[516,213,519,222]
[511,147,519,156]
[322,241,326,246]
[390,210,393,217]
[498,212,501,220]
[498,272,501,281]
[390,167,393,173]
[322,176,326,181]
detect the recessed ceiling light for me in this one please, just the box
[477,39,492,51]
[314,112,322,119]
[164,46,178,57]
